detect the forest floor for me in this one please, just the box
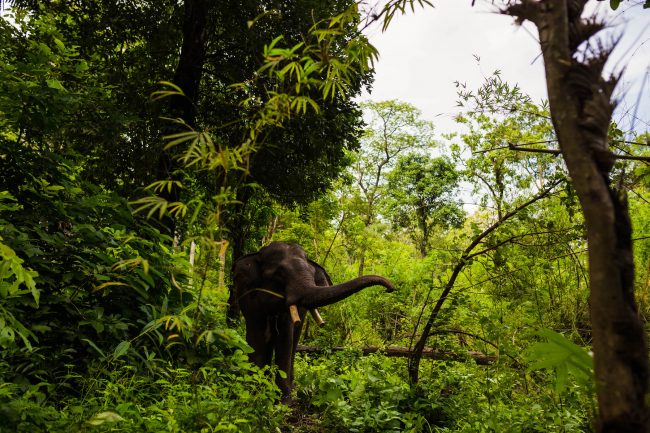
[283,400,325,433]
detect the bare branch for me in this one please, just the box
[296,344,496,365]
[408,179,562,383]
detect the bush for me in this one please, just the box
[293,350,592,433]
[295,351,439,433]
[0,352,285,433]
[0,146,191,389]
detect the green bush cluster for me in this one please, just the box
[1,146,181,382]
[0,354,284,433]
[0,146,282,432]
[295,352,437,432]
[293,352,592,433]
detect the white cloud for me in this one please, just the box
[361,0,650,136]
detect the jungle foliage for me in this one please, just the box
[1,1,649,432]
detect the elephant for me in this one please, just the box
[230,241,395,399]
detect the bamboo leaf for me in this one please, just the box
[81,338,106,357]
[93,281,130,292]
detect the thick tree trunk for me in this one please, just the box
[506,2,649,431]
[170,0,209,126]
[157,0,211,235]
[226,188,253,325]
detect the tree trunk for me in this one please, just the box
[505,2,649,431]
[357,242,367,277]
[226,188,253,324]
[418,208,429,258]
[157,0,212,235]
[218,240,227,290]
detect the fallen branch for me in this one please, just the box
[296,345,496,365]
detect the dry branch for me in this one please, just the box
[296,345,496,365]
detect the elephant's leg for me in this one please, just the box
[274,312,296,399]
[245,316,273,368]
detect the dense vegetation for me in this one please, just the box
[1,1,648,432]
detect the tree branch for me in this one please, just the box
[507,142,650,162]
[408,178,562,383]
[296,344,496,365]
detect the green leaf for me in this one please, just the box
[87,411,124,426]
[81,338,106,357]
[93,281,130,292]
[46,79,65,91]
[76,60,89,72]
[525,328,593,394]
[53,37,65,51]
[610,0,621,9]
[113,340,130,359]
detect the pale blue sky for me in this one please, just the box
[362,0,650,138]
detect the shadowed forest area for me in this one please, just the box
[1,1,649,432]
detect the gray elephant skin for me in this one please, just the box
[231,242,395,399]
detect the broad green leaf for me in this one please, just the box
[113,340,130,359]
[87,411,124,426]
[525,328,593,394]
[46,79,65,91]
[53,37,65,51]
[81,338,106,357]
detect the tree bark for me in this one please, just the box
[157,0,212,235]
[505,2,649,431]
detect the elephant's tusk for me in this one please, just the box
[310,309,325,327]
[289,304,301,325]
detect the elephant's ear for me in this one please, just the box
[229,253,260,322]
[309,260,333,286]
[232,252,259,271]
[231,252,263,295]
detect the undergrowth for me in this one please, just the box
[0,354,286,433]
[291,351,593,433]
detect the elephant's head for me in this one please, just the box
[233,242,394,311]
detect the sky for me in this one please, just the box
[360,0,650,138]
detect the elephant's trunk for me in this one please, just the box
[288,275,394,309]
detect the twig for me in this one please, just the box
[508,142,561,155]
